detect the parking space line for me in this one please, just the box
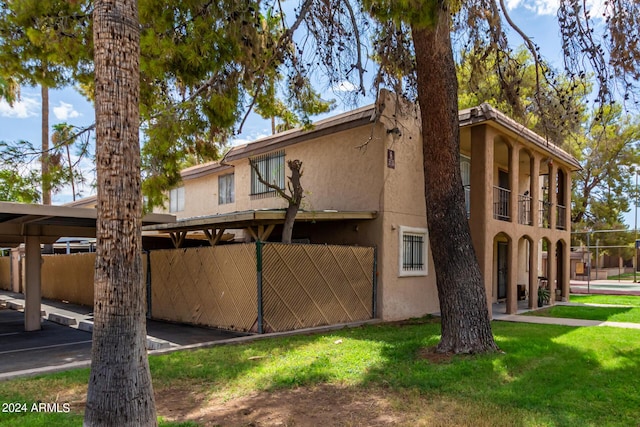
[0,332,21,337]
[0,340,93,355]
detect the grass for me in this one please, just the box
[606,272,639,280]
[569,293,640,306]
[527,305,640,323]
[1,318,640,426]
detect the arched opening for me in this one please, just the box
[538,237,552,306]
[518,235,534,309]
[494,233,510,302]
[556,240,568,301]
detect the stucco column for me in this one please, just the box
[529,238,539,309]
[24,235,42,331]
[531,156,540,228]
[564,169,572,229]
[509,143,520,224]
[548,238,557,304]
[10,248,21,293]
[549,162,557,230]
[507,238,518,314]
[470,125,494,307]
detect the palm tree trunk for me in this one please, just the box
[85,1,157,425]
[411,4,498,354]
[41,84,50,205]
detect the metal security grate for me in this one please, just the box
[402,233,424,271]
[250,150,285,197]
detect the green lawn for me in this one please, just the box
[527,305,640,323]
[606,272,639,280]
[1,319,640,426]
[569,294,640,306]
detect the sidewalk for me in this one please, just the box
[492,301,640,330]
[570,279,640,296]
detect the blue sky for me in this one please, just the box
[1,0,634,227]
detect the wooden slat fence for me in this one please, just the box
[149,244,257,332]
[5,243,375,334]
[41,253,96,306]
[261,244,374,332]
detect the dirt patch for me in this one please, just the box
[416,346,455,364]
[57,381,494,426]
[155,384,406,427]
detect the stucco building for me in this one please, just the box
[151,90,580,320]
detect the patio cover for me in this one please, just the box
[0,201,175,331]
[142,209,378,247]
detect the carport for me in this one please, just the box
[0,201,174,331]
[142,209,378,247]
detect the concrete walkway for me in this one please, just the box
[492,301,640,330]
[570,279,640,296]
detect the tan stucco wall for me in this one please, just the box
[0,257,10,290]
[173,123,387,220]
[377,95,439,320]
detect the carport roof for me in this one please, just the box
[142,209,377,234]
[0,201,175,247]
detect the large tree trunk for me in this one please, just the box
[85,1,157,426]
[411,5,498,354]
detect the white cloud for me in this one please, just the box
[230,129,272,147]
[0,96,40,119]
[332,80,357,92]
[53,101,81,121]
[506,0,606,17]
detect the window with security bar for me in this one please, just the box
[250,150,285,198]
[399,226,428,277]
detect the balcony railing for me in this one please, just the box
[539,200,551,228]
[557,204,566,230]
[493,186,510,221]
[518,195,532,225]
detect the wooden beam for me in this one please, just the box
[245,227,259,242]
[170,231,187,248]
[203,228,226,246]
[260,224,276,241]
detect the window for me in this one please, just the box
[169,186,185,212]
[218,173,235,204]
[398,226,428,277]
[250,150,285,197]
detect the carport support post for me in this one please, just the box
[24,235,42,331]
[256,240,264,334]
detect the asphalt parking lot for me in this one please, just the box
[0,307,93,374]
[0,293,246,379]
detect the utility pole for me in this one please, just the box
[587,231,591,294]
[634,171,638,283]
